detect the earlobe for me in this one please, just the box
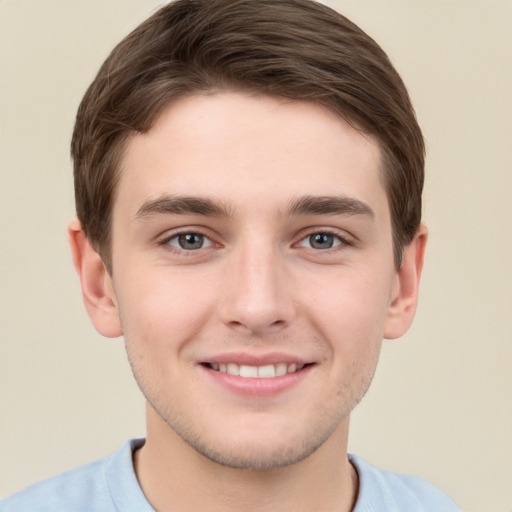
[384,224,428,340]
[68,219,123,338]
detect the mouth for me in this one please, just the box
[202,362,309,379]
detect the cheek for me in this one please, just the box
[115,270,216,363]
[306,266,393,341]
[302,266,392,397]
[121,265,213,320]
[313,276,387,400]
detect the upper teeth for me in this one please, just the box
[209,362,304,378]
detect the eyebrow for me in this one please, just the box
[286,195,375,218]
[134,194,374,221]
[135,195,233,220]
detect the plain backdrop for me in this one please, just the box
[0,1,511,511]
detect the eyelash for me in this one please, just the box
[296,230,352,251]
[159,229,215,253]
[159,228,352,254]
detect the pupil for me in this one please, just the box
[179,233,203,249]
[310,233,333,249]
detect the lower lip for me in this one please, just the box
[200,364,313,398]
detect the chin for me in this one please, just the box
[157,408,345,471]
[181,433,331,471]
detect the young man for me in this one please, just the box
[1,0,460,510]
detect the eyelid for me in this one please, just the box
[158,227,219,251]
[155,226,354,252]
[294,228,353,249]
[168,233,213,249]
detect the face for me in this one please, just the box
[105,93,404,469]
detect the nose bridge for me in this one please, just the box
[219,236,294,333]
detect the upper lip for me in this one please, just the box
[200,352,312,366]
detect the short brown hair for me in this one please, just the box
[72,0,424,271]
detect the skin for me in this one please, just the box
[70,92,426,512]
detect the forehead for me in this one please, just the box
[116,92,386,216]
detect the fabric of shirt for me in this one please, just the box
[0,439,460,512]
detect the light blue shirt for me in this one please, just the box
[0,439,460,511]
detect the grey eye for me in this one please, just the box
[169,233,212,250]
[298,232,343,250]
[309,233,335,249]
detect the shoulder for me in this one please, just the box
[0,439,149,512]
[0,457,111,512]
[349,454,461,512]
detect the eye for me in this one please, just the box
[298,232,344,250]
[167,232,213,250]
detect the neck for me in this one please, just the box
[134,405,359,512]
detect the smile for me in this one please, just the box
[206,362,306,378]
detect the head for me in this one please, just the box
[71,0,424,274]
[69,0,427,472]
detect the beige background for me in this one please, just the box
[0,1,511,510]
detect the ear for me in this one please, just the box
[68,219,123,338]
[384,224,428,339]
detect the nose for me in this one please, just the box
[218,243,296,335]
